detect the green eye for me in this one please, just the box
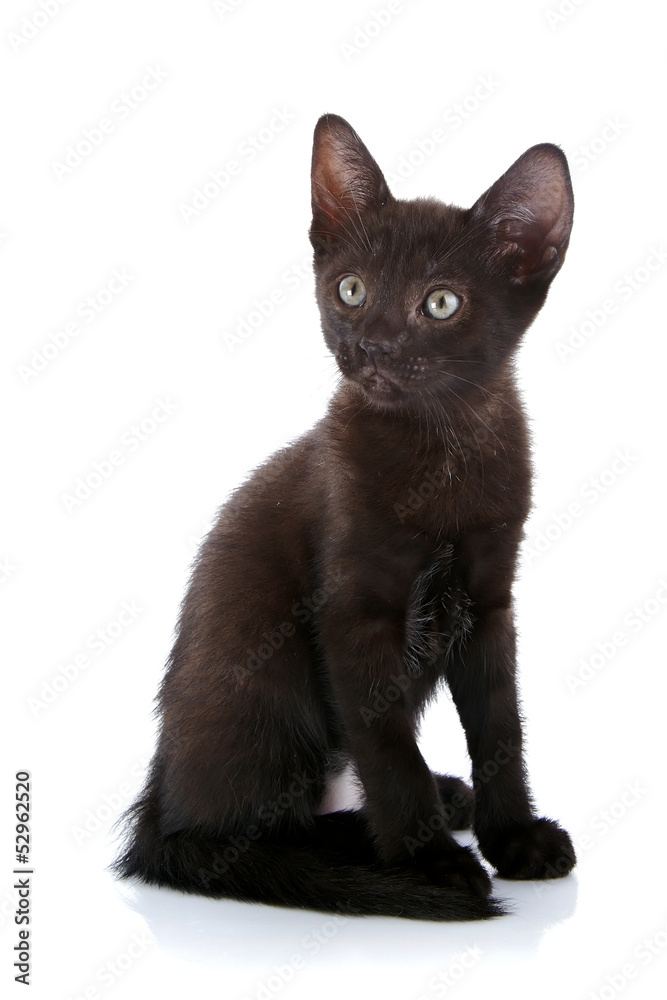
[338,275,367,307]
[424,288,460,319]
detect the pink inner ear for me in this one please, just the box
[312,140,353,228]
[311,117,390,234]
[315,135,351,205]
[498,214,566,283]
[475,144,573,283]
[312,152,373,229]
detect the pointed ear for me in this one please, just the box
[471,144,574,286]
[310,114,391,246]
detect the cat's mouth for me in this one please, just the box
[361,369,398,394]
[336,348,431,400]
[356,360,430,398]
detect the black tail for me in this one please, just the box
[113,802,505,922]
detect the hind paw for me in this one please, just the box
[480,817,576,880]
[434,774,474,830]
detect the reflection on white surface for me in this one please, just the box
[113,765,579,968]
[115,865,579,966]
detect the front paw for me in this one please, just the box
[480,817,576,880]
[418,845,492,898]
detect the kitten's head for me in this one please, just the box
[309,114,573,411]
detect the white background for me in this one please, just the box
[2,1,667,998]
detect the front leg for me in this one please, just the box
[318,578,491,898]
[446,531,576,881]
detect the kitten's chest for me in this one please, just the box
[386,447,477,529]
[361,434,522,539]
[325,390,532,542]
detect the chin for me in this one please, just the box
[355,375,414,410]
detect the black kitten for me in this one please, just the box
[114,114,576,921]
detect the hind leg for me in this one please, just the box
[302,810,378,865]
[434,774,474,830]
[311,781,474,864]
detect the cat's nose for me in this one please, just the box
[359,338,395,365]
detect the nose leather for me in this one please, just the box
[360,339,394,365]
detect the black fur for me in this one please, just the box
[113,114,576,920]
